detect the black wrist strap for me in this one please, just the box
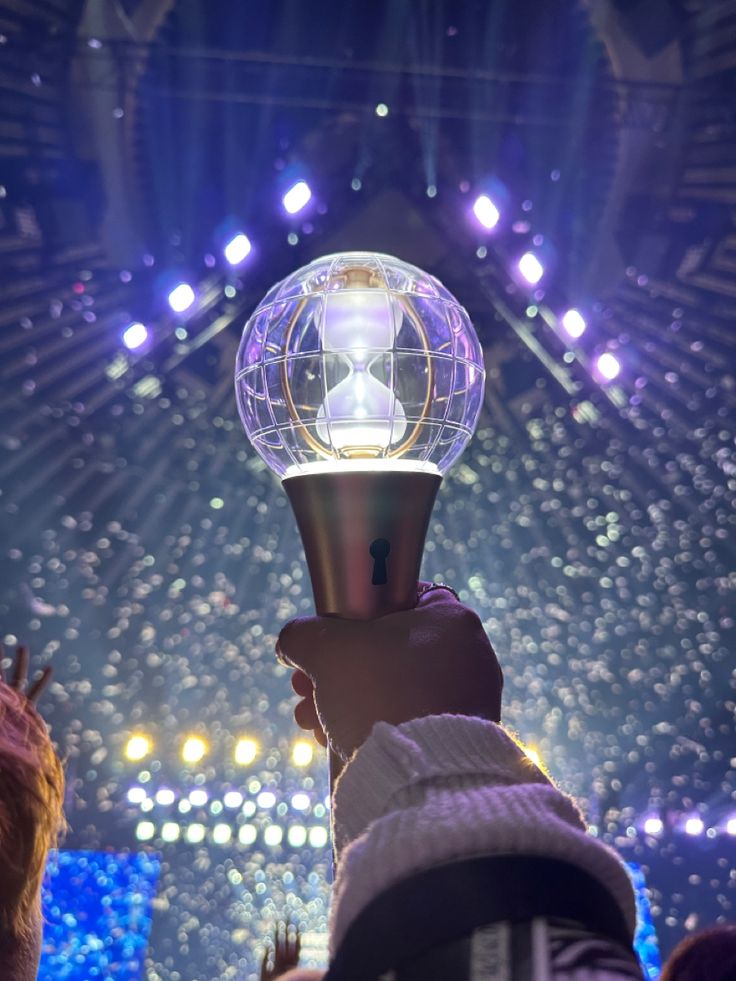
[326,855,633,981]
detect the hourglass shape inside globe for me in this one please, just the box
[315,289,407,452]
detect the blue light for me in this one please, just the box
[283,180,312,215]
[167,283,195,313]
[41,849,160,980]
[473,194,500,230]
[122,322,148,350]
[224,233,252,266]
[518,252,544,285]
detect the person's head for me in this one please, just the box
[660,925,736,981]
[0,685,65,978]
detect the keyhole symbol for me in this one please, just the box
[369,538,390,586]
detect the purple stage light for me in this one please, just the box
[518,252,544,284]
[122,322,148,350]
[224,233,252,266]
[684,815,704,836]
[473,194,500,230]
[643,816,663,835]
[283,180,312,215]
[561,308,586,339]
[168,283,195,313]
[596,352,621,381]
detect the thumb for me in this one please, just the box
[276,616,334,678]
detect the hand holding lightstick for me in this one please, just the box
[234,253,485,779]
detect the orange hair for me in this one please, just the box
[0,686,65,940]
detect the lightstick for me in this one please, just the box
[235,252,484,771]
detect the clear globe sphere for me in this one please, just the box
[235,252,485,477]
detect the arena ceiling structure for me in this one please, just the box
[0,0,735,976]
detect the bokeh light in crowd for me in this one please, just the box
[518,251,544,284]
[282,180,312,215]
[122,321,148,350]
[472,194,500,230]
[726,817,736,836]
[155,788,176,806]
[167,282,196,312]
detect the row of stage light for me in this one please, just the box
[119,178,622,386]
[124,733,316,767]
[134,818,329,849]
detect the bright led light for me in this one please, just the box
[136,821,155,841]
[257,791,276,809]
[224,233,252,266]
[375,103,389,117]
[524,746,541,769]
[234,737,258,766]
[684,816,704,836]
[283,180,312,215]
[122,322,148,350]
[125,734,151,761]
[291,793,310,811]
[518,252,544,285]
[168,282,195,313]
[155,788,175,806]
[473,194,500,230]
[596,352,621,381]
[181,735,207,764]
[127,786,147,805]
[212,823,232,845]
[643,816,663,835]
[726,817,736,835]
[239,824,257,845]
[161,821,180,842]
[178,799,191,815]
[288,825,307,847]
[292,740,313,767]
[264,825,283,846]
[185,823,206,844]
[561,309,586,339]
[309,826,328,848]
[189,788,208,807]
[224,791,243,809]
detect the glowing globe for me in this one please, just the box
[235,252,485,477]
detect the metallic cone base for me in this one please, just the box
[283,469,442,619]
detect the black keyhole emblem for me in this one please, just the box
[370,538,390,586]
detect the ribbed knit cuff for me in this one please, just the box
[332,714,551,856]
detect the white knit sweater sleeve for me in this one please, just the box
[327,714,637,958]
